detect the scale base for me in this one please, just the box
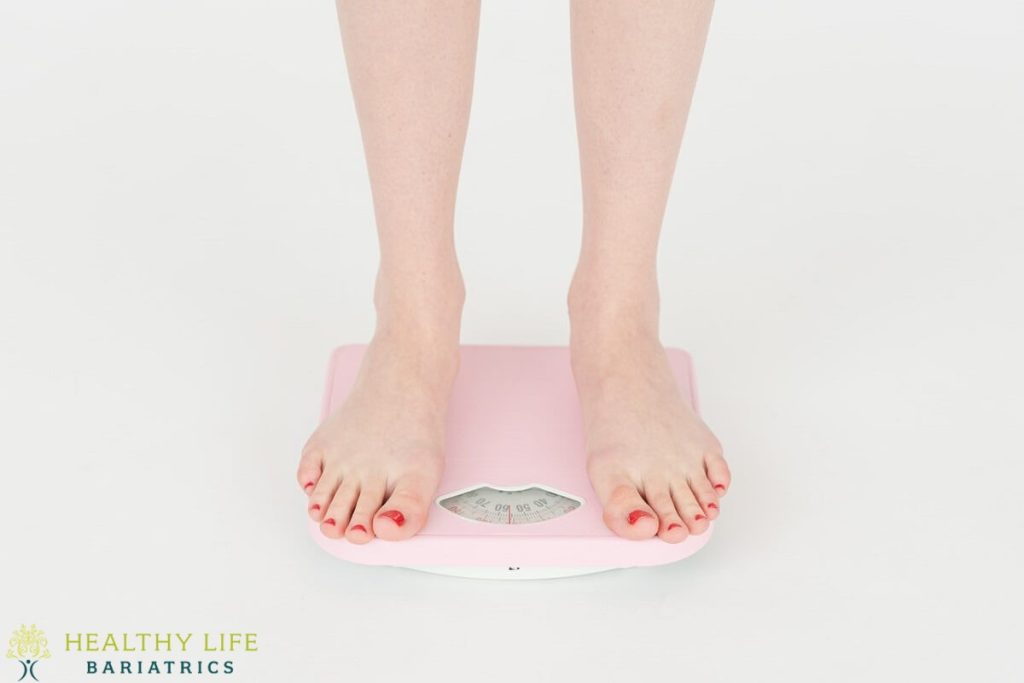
[310,345,712,579]
[414,566,619,580]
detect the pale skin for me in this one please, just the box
[298,0,732,544]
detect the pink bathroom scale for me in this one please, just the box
[308,345,712,579]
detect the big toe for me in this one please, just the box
[372,476,435,541]
[600,483,659,540]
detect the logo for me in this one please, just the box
[6,625,50,682]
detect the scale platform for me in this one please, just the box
[308,345,712,579]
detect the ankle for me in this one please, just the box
[373,262,465,336]
[368,271,463,391]
[568,268,660,352]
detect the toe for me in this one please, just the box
[345,480,386,544]
[671,484,710,535]
[296,447,324,495]
[307,471,340,523]
[705,450,731,497]
[321,480,359,539]
[373,475,434,541]
[688,474,721,520]
[600,483,659,540]
[646,486,689,544]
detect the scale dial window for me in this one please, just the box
[438,485,582,525]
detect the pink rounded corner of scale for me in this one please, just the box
[320,345,367,420]
[663,346,699,414]
[325,344,366,377]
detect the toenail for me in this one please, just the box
[627,510,653,525]
[304,482,314,491]
[310,504,320,511]
[378,510,405,527]
[324,518,335,526]
[350,524,366,533]
[708,503,718,510]
[695,514,706,521]
[668,523,682,531]
[714,484,726,492]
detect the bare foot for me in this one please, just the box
[569,286,731,544]
[297,282,462,543]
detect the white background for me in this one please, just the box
[2,1,1022,680]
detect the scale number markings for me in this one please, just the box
[438,485,581,525]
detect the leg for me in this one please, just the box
[297,0,480,542]
[568,0,731,542]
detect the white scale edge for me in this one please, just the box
[413,565,622,580]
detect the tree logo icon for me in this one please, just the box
[6,625,50,682]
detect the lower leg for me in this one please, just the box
[297,0,480,542]
[568,0,731,541]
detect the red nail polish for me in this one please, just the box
[708,503,718,510]
[304,482,314,490]
[379,510,405,527]
[350,524,366,533]
[627,510,652,525]
[714,484,726,491]
[695,514,706,521]
[324,518,335,526]
[310,504,320,511]
[668,523,682,531]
